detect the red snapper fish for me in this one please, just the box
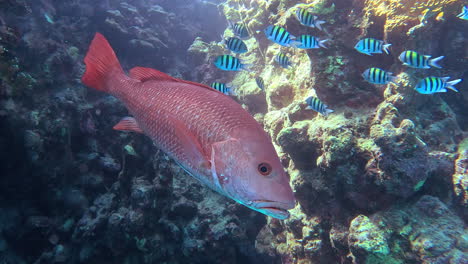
[82,33,295,219]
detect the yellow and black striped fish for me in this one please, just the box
[296,8,326,31]
[255,77,265,90]
[230,22,249,39]
[214,55,249,71]
[210,82,236,95]
[362,67,397,85]
[415,77,461,94]
[354,38,391,56]
[224,37,248,53]
[264,25,300,47]
[305,96,333,116]
[275,53,292,69]
[398,50,444,69]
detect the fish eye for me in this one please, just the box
[258,163,272,176]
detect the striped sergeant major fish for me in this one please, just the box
[399,50,444,69]
[214,55,250,71]
[223,37,248,53]
[295,35,328,49]
[255,77,265,90]
[362,67,397,85]
[305,96,333,116]
[275,53,292,69]
[296,8,325,31]
[457,6,468,20]
[264,25,300,47]
[415,77,462,94]
[354,38,391,56]
[210,82,236,96]
[229,21,249,39]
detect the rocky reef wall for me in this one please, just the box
[0,0,466,263]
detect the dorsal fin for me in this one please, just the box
[129,67,216,91]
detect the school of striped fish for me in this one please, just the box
[208,4,466,115]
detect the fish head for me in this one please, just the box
[362,69,370,79]
[210,131,295,219]
[414,80,427,94]
[264,25,273,37]
[354,40,363,51]
[214,56,223,68]
[398,51,407,63]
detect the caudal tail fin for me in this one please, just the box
[82,33,124,92]
[382,43,392,54]
[446,78,462,92]
[428,56,444,69]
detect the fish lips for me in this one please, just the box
[253,200,295,220]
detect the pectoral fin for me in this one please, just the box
[171,117,211,172]
[113,117,144,133]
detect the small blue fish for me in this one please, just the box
[354,38,391,56]
[264,25,300,47]
[305,96,333,116]
[415,77,462,94]
[295,35,328,49]
[214,55,249,71]
[362,68,397,85]
[275,53,292,69]
[296,8,325,31]
[255,77,265,90]
[457,6,468,20]
[230,22,249,39]
[210,82,236,95]
[44,13,54,24]
[223,37,248,53]
[399,50,444,69]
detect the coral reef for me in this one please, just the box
[0,0,467,263]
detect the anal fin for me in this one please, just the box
[113,117,144,133]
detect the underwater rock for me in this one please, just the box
[348,214,390,262]
[453,138,468,206]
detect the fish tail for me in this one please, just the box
[315,20,326,31]
[429,56,444,68]
[446,79,462,92]
[241,63,253,72]
[388,74,398,85]
[382,43,392,54]
[324,108,334,116]
[319,39,329,49]
[82,33,125,92]
[227,85,237,96]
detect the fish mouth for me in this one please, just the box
[253,200,295,220]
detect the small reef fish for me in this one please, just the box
[295,8,325,31]
[275,53,292,69]
[223,37,248,53]
[398,50,444,69]
[354,38,391,56]
[435,11,444,21]
[214,55,249,71]
[255,77,265,90]
[210,82,236,95]
[230,22,249,39]
[305,96,333,116]
[264,25,299,47]
[295,35,328,49]
[415,77,462,94]
[457,6,468,20]
[44,13,54,24]
[82,33,295,219]
[362,67,397,85]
